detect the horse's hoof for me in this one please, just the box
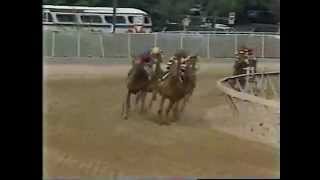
[123,115,128,120]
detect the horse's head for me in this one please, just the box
[189,54,198,63]
[183,55,199,70]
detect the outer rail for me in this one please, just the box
[217,71,280,109]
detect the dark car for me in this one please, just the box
[253,25,279,32]
[248,10,277,24]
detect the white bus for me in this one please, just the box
[43,5,152,33]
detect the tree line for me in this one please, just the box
[43,0,280,31]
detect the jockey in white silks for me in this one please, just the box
[161,50,189,81]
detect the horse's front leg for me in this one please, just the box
[148,90,157,110]
[180,95,187,112]
[135,91,141,108]
[165,100,174,118]
[157,96,165,116]
[140,91,147,113]
[173,101,181,120]
[123,91,131,119]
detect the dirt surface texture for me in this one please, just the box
[43,60,280,178]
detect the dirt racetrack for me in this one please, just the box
[43,60,280,178]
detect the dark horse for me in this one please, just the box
[121,58,150,119]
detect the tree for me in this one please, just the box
[43,0,280,29]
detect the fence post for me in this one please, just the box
[207,34,210,59]
[99,33,105,58]
[212,33,215,59]
[51,31,56,57]
[154,32,158,47]
[128,33,131,59]
[234,33,238,54]
[180,33,184,49]
[77,31,81,57]
[261,35,265,58]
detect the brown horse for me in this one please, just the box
[157,56,188,124]
[135,54,164,111]
[122,52,164,119]
[121,58,150,119]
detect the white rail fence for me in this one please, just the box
[217,72,280,109]
[43,30,280,59]
[217,71,280,146]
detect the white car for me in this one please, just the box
[214,24,233,31]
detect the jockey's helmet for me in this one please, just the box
[238,50,245,54]
[151,47,161,55]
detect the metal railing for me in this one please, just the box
[217,71,280,119]
[160,31,280,35]
[217,71,280,147]
[43,30,280,59]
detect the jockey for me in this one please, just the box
[235,48,247,60]
[233,48,249,76]
[137,47,162,80]
[244,48,257,73]
[161,50,189,81]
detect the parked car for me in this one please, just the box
[214,24,233,31]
